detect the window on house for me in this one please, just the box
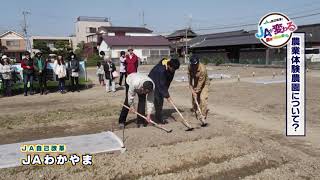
[142,49,150,56]
[150,50,160,56]
[6,40,19,47]
[86,27,97,33]
[160,50,170,56]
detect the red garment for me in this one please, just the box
[21,58,34,70]
[125,54,138,75]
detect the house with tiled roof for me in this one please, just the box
[85,26,170,64]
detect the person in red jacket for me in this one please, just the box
[125,47,139,75]
[21,51,35,96]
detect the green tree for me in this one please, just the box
[0,45,7,56]
[53,40,72,58]
[74,41,85,60]
[33,40,51,57]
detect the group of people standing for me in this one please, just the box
[96,47,138,93]
[110,46,210,129]
[0,51,81,97]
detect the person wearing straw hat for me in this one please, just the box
[188,55,210,120]
[21,51,35,96]
[125,47,139,76]
[0,55,14,96]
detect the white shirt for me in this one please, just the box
[126,73,155,114]
[119,56,126,73]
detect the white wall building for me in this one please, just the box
[98,36,170,64]
[74,16,111,47]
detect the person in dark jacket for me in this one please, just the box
[68,52,80,92]
[148,58,180,124]
[21,51,35,96]
[34,51,48,95]
[103,54,116,92]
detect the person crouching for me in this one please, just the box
[118,73,155,128]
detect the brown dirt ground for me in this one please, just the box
[0,65,319,180]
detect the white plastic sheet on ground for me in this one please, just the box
[243,76,286,84]
[0,131,125,169]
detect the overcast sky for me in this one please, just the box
[1,0,320,36]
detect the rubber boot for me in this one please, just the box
[111,81,116,92]
[105,80,111,92]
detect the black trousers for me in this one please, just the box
[119,72,127,86]
[58,78,65,91]
[38,73,47,93]
[119,83,146,125]
[154,93,164,123]
[3,79,12,97]
[70,76,79,91]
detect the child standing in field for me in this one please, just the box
[118,51,127,86]
[96,62,105,86]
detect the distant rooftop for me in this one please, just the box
[98,26,152,33]
[167,28,197,39]
[189,23,320,48]
[77,16,109,22]
[102,36,170,46]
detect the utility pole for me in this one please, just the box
[22,11,31,52]
[185,14,192,63]
[142,11,146,27]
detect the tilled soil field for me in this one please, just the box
[0,66,319,179]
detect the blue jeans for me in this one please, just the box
[58,78,65,92]
[23,74,33,94]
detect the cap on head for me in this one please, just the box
[142,81,154,92]
[168,58,180,70]
[127,46,133,51]
[1,55,9,61]
[99,51,105,56]
[189,55,200,65]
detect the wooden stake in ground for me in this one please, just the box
[192,94,208,127]
[121,104,173,133]
[168,99,194,131]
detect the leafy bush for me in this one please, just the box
[86,53,102,67]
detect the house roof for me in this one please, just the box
[0,30,24,38]
[98,26,153,33]
[189,23,320,49]
[102,36,170,46]
[189,30,259,48]
[77,16,109,22]
[167,29,197,39]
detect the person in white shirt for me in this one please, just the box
[118,73,155,128]
[0,55,14,96]
[118,51,127,86]
[96,61,105,86]
[54,55,67,94]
